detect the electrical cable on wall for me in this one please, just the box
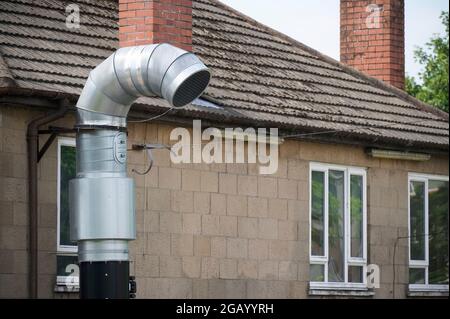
[392,230,447,299]
[128,107,175,123]
[130,144,174,175]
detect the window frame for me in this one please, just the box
[56,138,78,290]
[309,163,368,290]
[408,173,449,292]
[57,137,77,253]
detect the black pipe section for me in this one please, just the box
[26,101,68,299]
[80,261,130,299]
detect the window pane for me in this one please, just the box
[311,171,325,256]
[348,266,363,283]
[428,180,449,285]
[328,170,345,282]
[56,255,78,277]
[350,175,364,258]
[409,268,426,285]
[60,145,77,247]
[410,181,426,261]
[310,264,325,282]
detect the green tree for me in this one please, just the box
[406,11,449,113]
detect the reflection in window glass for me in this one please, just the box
[350,175,364,258]
[311,171,325,256]
[310,264,325,282]
[409,268,426,285]
[428,180,449,285]
[410,181,426,261]
[328,170,345,283]
[348,266,363,283]
[59,145,77,247]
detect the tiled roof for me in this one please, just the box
[0,0,448,152]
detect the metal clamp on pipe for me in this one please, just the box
[70,43,210,299]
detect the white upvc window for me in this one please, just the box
[309,163,367,290]
[56,138,78,289]
[408,173,449,293]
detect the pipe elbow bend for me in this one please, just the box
[76,43,211,118]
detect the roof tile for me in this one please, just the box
[0,0,447,151]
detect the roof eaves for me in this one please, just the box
[0,50,15,89]
[210,0,449,121]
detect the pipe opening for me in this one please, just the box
[172,69,211,107]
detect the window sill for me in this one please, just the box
[407,286,449,298]
[55,275,79,293]
[309,284,374,297]
[309,289,374,297]
[407,290,448,298]
[54,285,79,293]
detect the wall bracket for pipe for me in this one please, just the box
[130,143,173,175]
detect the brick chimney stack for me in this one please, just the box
[340,0,405,89]
[119,0,193,51]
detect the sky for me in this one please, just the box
[220,0,449,80]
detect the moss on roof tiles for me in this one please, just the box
[0,0,447,151]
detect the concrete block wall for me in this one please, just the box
[0,106,78,298]
[0,105,448,298]
[126,121,315,299]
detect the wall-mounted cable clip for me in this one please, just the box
[131,143,173,175]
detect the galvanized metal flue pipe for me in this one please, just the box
[70,43,210,299]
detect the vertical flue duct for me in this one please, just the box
[70,43,210,299]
